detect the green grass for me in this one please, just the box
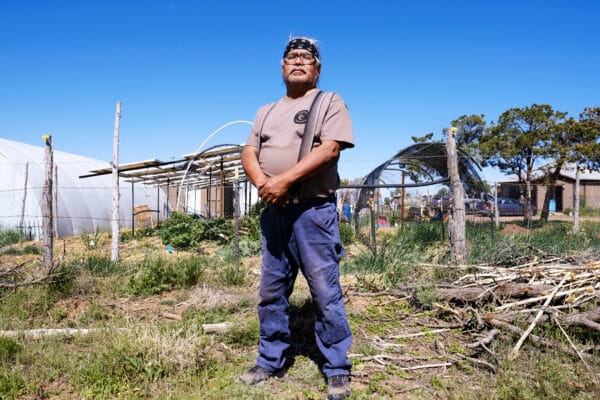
[468,221,600,265]
[0,325,218,400]
[0,244,40,256]
[452,352,598,400]
[1,222,599,399]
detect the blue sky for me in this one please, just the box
[1,0,599,184]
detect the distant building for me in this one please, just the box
[498,163,600,213]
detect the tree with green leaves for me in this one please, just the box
[536,116,578,221]
[575,107,600,169]
[450,114,488,167]
[519,107,600,222]
[479,104,567,223]
[570,107,600,230]
[411,132,435,143]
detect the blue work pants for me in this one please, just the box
[256,196,352,377]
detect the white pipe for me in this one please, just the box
[175,120,253,211]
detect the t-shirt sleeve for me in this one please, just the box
[319,93,355,150]
[245,103,274,148]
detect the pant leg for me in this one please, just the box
[256,206,298,372]
[290,200,352,377]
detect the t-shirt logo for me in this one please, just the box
[293,110,309,124]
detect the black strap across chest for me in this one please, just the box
[258,91,332,161]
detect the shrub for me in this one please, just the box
[47,262,80,298]
[343,232,417,290]
[125,255,205,296]
[0,245,40,256]
[339,222,354,245]
[248,200,266,216]
[218,237,262,261]
[0,337,21,363]
[0,248,19,256]
[0,228,20,247]
[237,237,262,257]
[120,226,156,243]
[199,217,234,243]
[21,245,41,255]
[415,285,437,309]
[240,214,261,241]
[157,213,236,249]
[157,212,205,249]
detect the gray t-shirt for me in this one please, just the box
[245,91,354,198]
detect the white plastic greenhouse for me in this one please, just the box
[0,138,163,239]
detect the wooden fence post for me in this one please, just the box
[111,101,122,263]
[573,166,580,233]
[446,127,467,265]
[42,135,54,271]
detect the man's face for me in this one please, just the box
[282,49,320,87]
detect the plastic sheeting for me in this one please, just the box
[0,138,163,238]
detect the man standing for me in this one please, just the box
[240,37,354,400]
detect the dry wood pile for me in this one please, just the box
[349,251,600,377]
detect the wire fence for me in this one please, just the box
[347,183,600,253]
[4,181,600,233]
[3,163,600,262]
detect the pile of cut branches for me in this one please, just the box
[348,250,600,378]
[453,251,600,363]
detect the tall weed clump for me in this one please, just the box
[338,223,354,245]
[209,253,247,286]
[124,255,206,296]
[468,221,600,266]
[46,262,80,298]
[0,228,20,247]
[75,255,120,276]
[530,221,600,253]
[343,221,453,291]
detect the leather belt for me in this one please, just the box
[287,194,336,206]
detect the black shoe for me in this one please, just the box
[239,365,282,385]
[327,374,351,399]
